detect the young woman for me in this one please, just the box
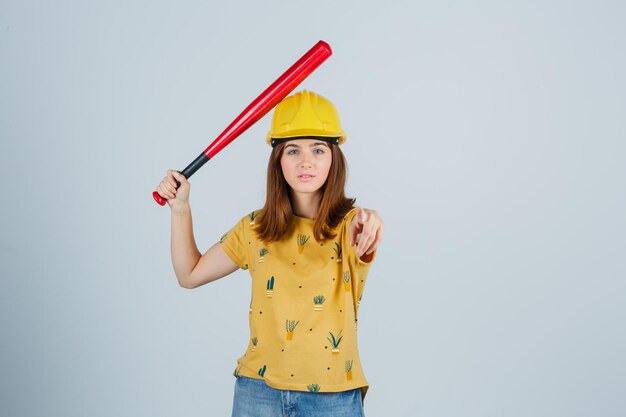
[156,90,383,417]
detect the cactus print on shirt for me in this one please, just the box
[219,207,375,401]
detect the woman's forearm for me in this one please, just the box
[170,204,201,287]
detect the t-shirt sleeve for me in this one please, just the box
[218,216,250,270]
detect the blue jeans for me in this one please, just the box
[231,376,366,417]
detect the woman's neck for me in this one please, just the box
[291,192,321,219]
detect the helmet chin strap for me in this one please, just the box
[270,136,340,147]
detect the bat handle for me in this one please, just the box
[152,152,210,206]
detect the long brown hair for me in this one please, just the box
[254,142,355,243]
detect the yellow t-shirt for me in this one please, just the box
[219,207,376,400]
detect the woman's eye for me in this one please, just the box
[287,149,298,155]
[313,148,325,154]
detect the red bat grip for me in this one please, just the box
[153,192,167,206]
[153,40,332,206]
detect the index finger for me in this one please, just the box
[171,170,187,188]
[356,223,374,256]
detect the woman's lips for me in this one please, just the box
[298,174,315,182]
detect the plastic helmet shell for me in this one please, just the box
[265,90,347,146]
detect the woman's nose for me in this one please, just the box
[299,152,313,167]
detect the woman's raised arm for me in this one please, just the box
[157,170,239,288]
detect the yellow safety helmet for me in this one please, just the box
[266,90,347,147]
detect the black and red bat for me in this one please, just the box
[152,40,332,206]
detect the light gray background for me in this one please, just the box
[1,1,625,416]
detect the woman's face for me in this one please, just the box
[280,139,332,196]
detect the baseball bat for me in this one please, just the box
[152,40,332,206]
